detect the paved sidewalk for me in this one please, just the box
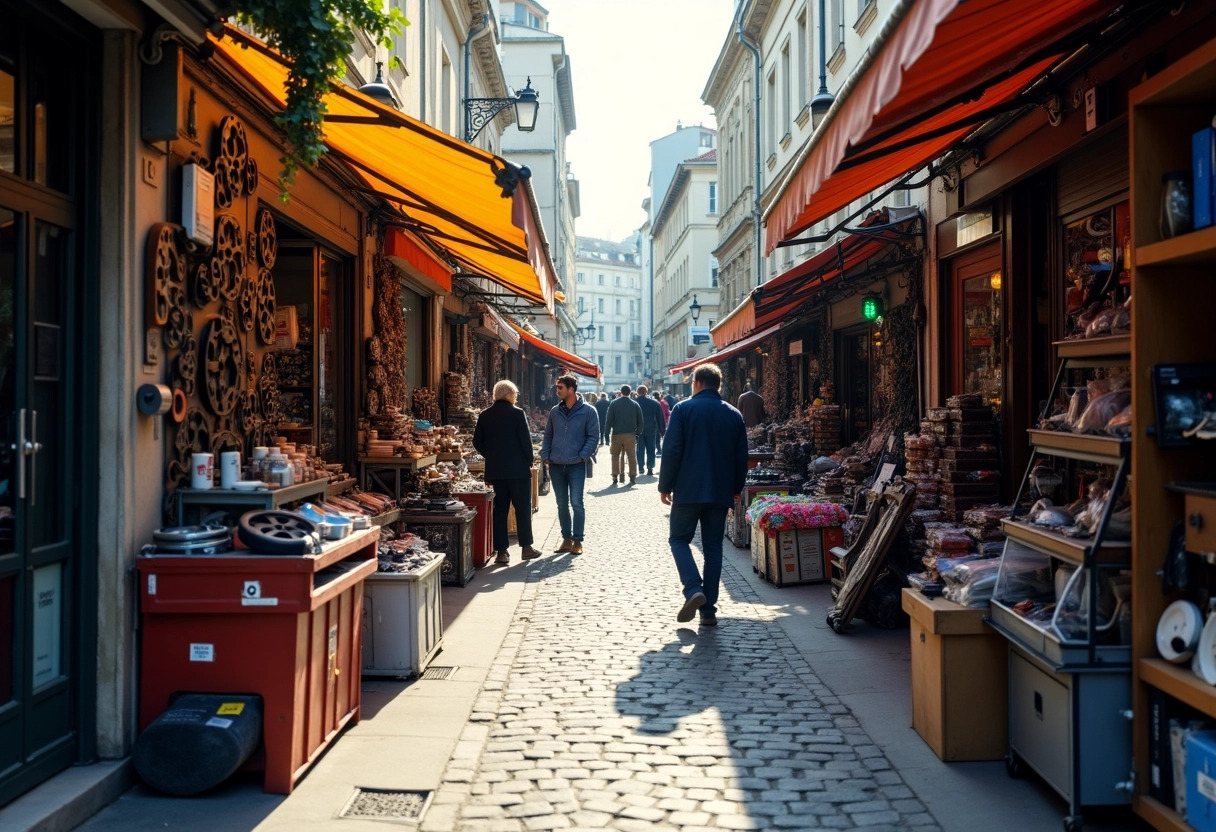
[52,469,1146,831]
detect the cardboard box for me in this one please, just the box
[1187,730,1216,832]
[760,527,841,587]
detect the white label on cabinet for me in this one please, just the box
[241,597,278,606]
[190,643,214,662]
[1199,770,1216,802]
[205,717,233,729]
[243,580,261,599]
[147,574,156,595]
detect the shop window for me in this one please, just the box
[835,323,874,446]
[1063,201,1129,339]
[947,243,1002,405]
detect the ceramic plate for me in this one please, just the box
[1193,612,1216,685]
[1157,600,1203,663]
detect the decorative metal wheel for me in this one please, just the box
[212,214,245,302]
[238,510,320,555]
[200,316,243,417]
[163,304,193,351]
[145,223,185,327]
[237,277,256,333]
[238,389,261,433]
[174,407,210,459]
[172,334,198,398]
[243,157,259,196]
[213,157,234,210]
[255,266,277,345]
[192,259,219,308]
[256,207,277,268]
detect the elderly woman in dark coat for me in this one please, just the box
[473,380,541,565]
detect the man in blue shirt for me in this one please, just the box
[635,384,663,476]
[658,363,748,626]
[540,374,600,555]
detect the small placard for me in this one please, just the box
[205,717,233,729]
[147,574,157,595]
[190,643,214,662]
[243,580,261,599]
[875,462,897,486]
[217,702,245,716]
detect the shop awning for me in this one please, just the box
[709,296,757,349]
[764,0,1124,252]
[753,211,914,330]
[478,305,521,350]
[213,27,557,312]
[669,322,783,374]
[509,323,601,379]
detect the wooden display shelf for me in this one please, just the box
[370,508,400,527]
[1001,518,1130,566]
[1052,335,1131,360]
[1026,430,1129,464]
[435,452,464,462]
[1133,793,1189,832]
[1140,658,1216,720]
[326,478,355,497]
[357,454,437,471]
[1136,225,1216,268]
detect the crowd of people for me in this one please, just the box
[473,366,747,631]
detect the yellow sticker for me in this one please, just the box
[217,702,245,716]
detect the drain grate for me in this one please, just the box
[340,787,432,823]
[419,665,457,680]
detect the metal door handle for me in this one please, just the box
[10,408,25,499]
[27,410,40,506]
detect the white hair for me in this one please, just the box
[493,380,519,401]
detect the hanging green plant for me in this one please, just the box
[229,0,407,195]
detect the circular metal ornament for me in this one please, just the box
[163,304,193,351]
[213,157,233,210]
[175,407,211,458]
[217,116,249,168]
[212,215,246,302]
[256,207,277,268]
[238,389,261,432]
[255,267,277,345]
[237,277,256,333]
[192,259,219,308]
[211,430,243,456]
[200,316,243,417]
[243,157,259,196]
[172,334,198,397]
[145,223,185,327]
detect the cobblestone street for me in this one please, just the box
[419,472,940,832]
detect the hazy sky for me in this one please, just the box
[543,0,738,242]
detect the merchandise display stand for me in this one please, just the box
[986,339,1133,831]
[136,528,378,794]
[177,478,330,525]
[358,455,438,499]
[397,509,477,586]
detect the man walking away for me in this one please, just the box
[635,385,663,475]
[472,380,541,565]
[592,391,610,445]
[737,382,766,429]
[604,384,644,485]
[541,374,599,555]
[658,363,748,626]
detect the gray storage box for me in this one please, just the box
[361,556,444,678]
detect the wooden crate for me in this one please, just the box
[903,589,1008,761]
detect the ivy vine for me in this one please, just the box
[229,0,407,194]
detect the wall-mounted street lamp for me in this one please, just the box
[810,0,835,129]
[358,62,398,109]
[574,318,597,345]
[464,77,540,143]
[643,340,653,359]
[689,295,702,324]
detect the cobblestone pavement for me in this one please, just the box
[419,474,942,831]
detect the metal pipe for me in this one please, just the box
[419,0,427,121]
[816,0,829,100]
[736,5,763,287]
[463,12,491,142]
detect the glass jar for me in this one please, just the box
[268,454,292,487]
[1161,170,1193,239]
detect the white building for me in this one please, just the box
[500,0,582,351]
[651,150,722,386]
[572,236,644,389]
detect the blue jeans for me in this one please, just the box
[669,502,728,618]
[636,431,657,471]
[548,462,587,542]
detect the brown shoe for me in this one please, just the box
[569,541,583,554]
[699,615,718,627]
[494,551,510,565]
[553,538,574,553]
[521,546,542,560]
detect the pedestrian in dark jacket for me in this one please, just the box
[473,380,541,566]
[635,385,663,475]
[540,374,599,554]
[658,363,748,626]
[592,392,610,445]
[737,383,766,428]
[604,384,644,484]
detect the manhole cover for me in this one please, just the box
[340,788,432,823]
[419,665,457,680]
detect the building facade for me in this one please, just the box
[572,235,644,389]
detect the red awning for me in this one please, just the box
[753,211,912,330]
[384,227,452,291]
[764,0,1124,252]
[669,322,784,374]
[510,323,601,379]
[710,296,756,349]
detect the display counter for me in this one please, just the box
[136,527,378,793]
[398,509,477,586]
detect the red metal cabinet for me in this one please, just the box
[136,528,378,794]
[454,490,494,568]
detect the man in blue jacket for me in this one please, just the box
[540,374,600,555]
[635,384,663,476]
[658,363,748,626]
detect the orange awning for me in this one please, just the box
[670,322,784,374]
[710,297,757,349]
[510,324,601,379]
[765,0,1123,252]
[213,27,556,312]
[384,227,451,291]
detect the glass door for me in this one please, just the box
[948,242,1004,405]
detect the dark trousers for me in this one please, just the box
[491,478,532,552]
[669,502,728,619]
[636,431,658,471]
